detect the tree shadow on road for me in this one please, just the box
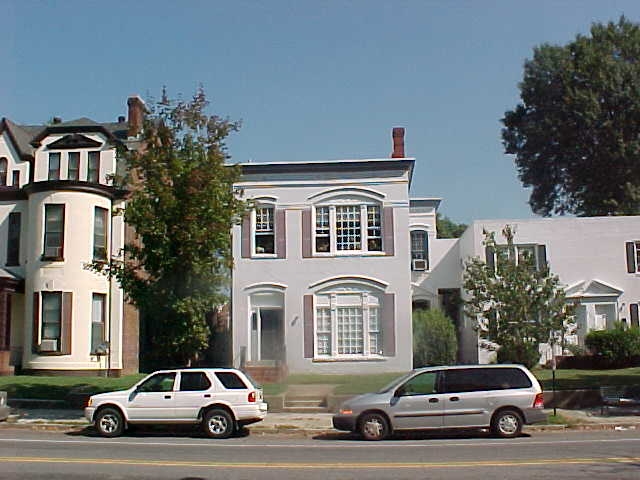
[313,429,532,442]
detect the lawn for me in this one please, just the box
[2,367,639,401]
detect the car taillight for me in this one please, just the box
[533,393,544,409]
[248,391,257,403]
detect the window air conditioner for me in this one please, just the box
[412,259,427,271]
[39,339,58,352]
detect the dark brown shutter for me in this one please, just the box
[302,208,312,258]
[382,293,395,356]
[303,294,314,358]
[32,293,40,352]
[485,246,495,271]
[383,207,395,256]
[631,304,639,328]
[626,242,636,273]
[61,292,73,355]
[241,214,251,258]
[537,244,547,271]
[276,208,287,259]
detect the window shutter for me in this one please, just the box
[276,208,287,259]
[61,292,73,355]
[383,207,395,256]
[537,244,547,271]
[303,294,314,358]
[626,242,636,273]
[382,293,395,356]
[631,304,639,328]
[32,293,40,352]
[485,246,495,271]
[302,208,312,258]
[241,214,251,258]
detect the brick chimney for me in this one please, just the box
[127,95,146,137]
[391,127,405,158]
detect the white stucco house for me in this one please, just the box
[0,97,145,375]
[233,128,640,375]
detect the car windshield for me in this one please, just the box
[376,371,416,394]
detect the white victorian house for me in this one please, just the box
[0,97,145,375]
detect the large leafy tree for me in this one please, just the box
[436,213,467,239]
[502,17,640,216]
[97,88,247,368]
[463,226,575,367]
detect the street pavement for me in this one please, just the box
[1,406,640,433]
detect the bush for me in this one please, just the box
[413,309,458,367]
[585,325,640,366]
[496,340,540,369]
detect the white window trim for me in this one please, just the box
[251,205,277,258]
[492,243,541,270]
[311,202,385,257]
[313,290,382,359]
[410,228,430,272]
[634,241,640,273]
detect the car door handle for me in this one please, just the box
[428,398,439,403]
[449,396,460,402]
[164,395,172,399]
[204,394,211,398]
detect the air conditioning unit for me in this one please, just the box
[39,339,58,352]
[412,259,427,271]
[43,246,62,259]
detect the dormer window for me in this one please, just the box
[48,152,61,180]
[68,152,80,181]
[88,151,100,182]
[0,157,7,186]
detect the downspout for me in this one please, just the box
[106,200,113,377]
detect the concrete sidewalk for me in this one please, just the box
[1,407,639,433]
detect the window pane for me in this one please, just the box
[180,372,212,391]
[411,231,426,260]
[336,206,361,251]
[337,307,363,354]
[44,205,64,258]
[48,153,60,180]
[88,152,100,182]
[315,206,330,252]
[68,152,80,181]
[139,373,176,392]
[215,372,248,389]
[254,207,274,254]
[316,307,331,355]
[42,293,61,340]
[401,372,438,396]
[7,212,21,265]
[0,158,7,185]
[91,293,105,352]
[367,206,382,251]
[93,207,108,261]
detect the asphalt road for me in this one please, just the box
[1,427,639,479]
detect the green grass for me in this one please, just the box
[0,375,145,401]
[533,367,640,391]
[261,372,404,396]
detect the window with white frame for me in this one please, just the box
[313,203,382,254]
[254,206,275,255]
[315,290,381,357]
[492,244,539,273]
[410,230,429,270]
[635,241,640,273]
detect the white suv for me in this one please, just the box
[85,368,267,438]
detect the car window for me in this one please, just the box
[488,368,532,390]
[215,372,248,389]
[179,372,212,391]
[138,372,176,392]
[398,372,438,396]
[443,368,532,393]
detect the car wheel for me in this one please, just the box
[359,412,389,441]
[203,409,234,439]
[95,407,124,438]
[491,409,523,438]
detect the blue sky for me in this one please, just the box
[3,1,640,224]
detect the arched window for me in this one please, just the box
[0,158,7,186]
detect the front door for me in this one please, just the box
[127,372,176,421]
[251,308,284,362]
[390,371,445,430]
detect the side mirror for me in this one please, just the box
[394,386,405,397]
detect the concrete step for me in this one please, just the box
[285,398,326,408]
[282,406,330,413]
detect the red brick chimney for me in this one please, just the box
[127,96,146,137]
[391,127,405,158]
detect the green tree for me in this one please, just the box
[463,226,575,368]
[436,213,467,239]
[502,17,640,216]
[413,308,458,367]
[94,87,247,368]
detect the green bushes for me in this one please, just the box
[413,308,458,367]
[497,340,541,369]
[585,324,640,366]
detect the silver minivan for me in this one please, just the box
[332,364,546,440]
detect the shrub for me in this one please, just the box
[413,308,458,367]
[496,340,541,368]
[585,325,640,365]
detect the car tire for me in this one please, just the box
[203,409,234,439]
[359,412,389,441]
[95,407,124,438]
[491,409,523,438]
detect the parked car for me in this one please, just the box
[0,391,10,421]
[333,364,546,440]
[85,368,267,438]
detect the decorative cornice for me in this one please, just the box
[23,180,129,200]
